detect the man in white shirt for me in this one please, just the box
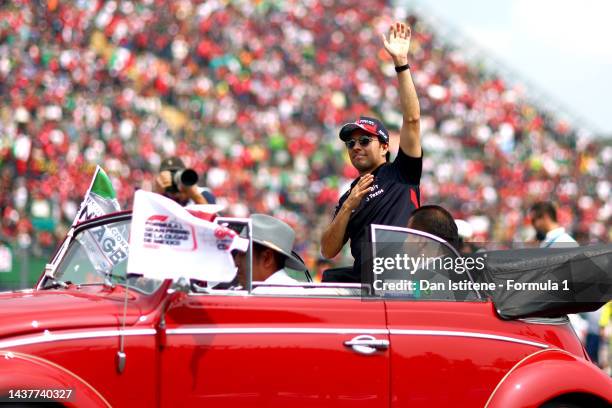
[529,201,578,248]
[224,214,352,296]
[232,214,307,293]
[529,201,602,357]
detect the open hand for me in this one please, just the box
[343,174,374,211]
[381,22,411,66]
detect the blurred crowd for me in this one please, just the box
[0,0,611,373]
[0,0,610,266]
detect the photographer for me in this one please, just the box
[154,157,216,206]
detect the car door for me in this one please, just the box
[370,225,552,407]
[30,214,163,408]
[159,290,389,408]
[386,301,548,407]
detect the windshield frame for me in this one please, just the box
[39,211,255,295]
[37,211,147,291]
[370,223,483,300]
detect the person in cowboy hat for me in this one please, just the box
[233,214,307,291]
[321,21,422,282]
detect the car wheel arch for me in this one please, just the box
[0,351,111,408]
[539,392,611,408]
[485,348,612,408]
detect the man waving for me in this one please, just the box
[320,22,422,282]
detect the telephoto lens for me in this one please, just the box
[173,168,199,188]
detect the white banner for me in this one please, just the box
[127,191,248,282]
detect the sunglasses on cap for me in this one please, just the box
[345,135,376,149]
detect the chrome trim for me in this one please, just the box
[520,316,570,325]
[344,335,389,355]
[372,224,456,248]
[73,211,132,233]
[167,327,389,335]
[0,328,156,350]
[166,327,548,348]
[369,224,483,300]
[187,291,367,299]
[390,329,548,349]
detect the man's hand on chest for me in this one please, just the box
[343,174,374,212]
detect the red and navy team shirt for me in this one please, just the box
[333,148,422,281]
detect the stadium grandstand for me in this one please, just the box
[0,0,610,289]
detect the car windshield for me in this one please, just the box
[50,218,163,294]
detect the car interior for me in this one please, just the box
[46,215,484,300]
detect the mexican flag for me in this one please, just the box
[72,166,122,226]
[49,166,127,271]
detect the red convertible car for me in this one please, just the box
[0,211,610,407]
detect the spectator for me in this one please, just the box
[529,201,578,248]
[407,205,460,250]
[583,308,605,368]
[599,303,611,374]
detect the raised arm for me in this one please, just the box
[382,22,421,157]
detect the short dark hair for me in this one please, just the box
[253,242,286,270]
[530,201,557,222]
[380,138,390,162]
[407,205,459,249]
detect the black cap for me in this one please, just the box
[339,116,389,144]
[160,157,185,172]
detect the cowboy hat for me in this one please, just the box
[250,214,306,271]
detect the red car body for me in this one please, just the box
[0,212,610,407]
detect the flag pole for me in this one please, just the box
[72,165,101,227]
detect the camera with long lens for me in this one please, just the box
[165,168,199,194]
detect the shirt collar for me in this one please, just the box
[263,269,289,283]
[544,227,566,242]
